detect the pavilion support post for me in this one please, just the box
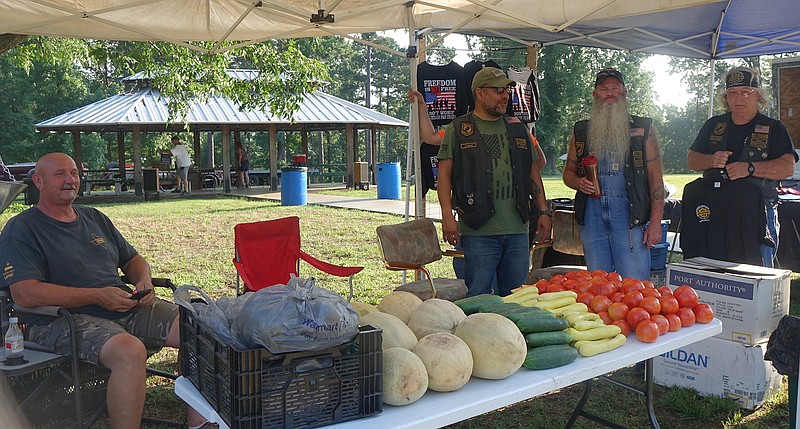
[370,128,377,184]
[222,125,231,193]
[132,127,143,196]
[205,132,215,168]
[346,124,355,189]
[269,125,278,191]
[193,132,201,167]
[526,45,538,71]
[116,131,125,186]
[71,130,82,175]
[301,130,308,157]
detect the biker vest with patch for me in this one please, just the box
[573,116,652,227]
[451,114,533,230]
[702,112,780,203]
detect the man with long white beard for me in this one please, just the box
[563,68,665,280]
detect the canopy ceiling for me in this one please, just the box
[2,0,799,59]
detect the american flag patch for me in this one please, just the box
[755,124,770,133]
[630,127,645,137]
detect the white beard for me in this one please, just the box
[588,98,631,159]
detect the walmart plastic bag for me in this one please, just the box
[173,284,251,349]
[232,275,359,353]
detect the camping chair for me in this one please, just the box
[232,216,364,299]
[1,278,181,428]
[376,218,467,301]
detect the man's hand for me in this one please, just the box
[711,151,733,169]
[133,279,155,307]
[642,222,664,249]
[97,287,140,312]
[577,177,596,196]
[534,215,552,243]
[442,216,460,246]
[725,161,750,180]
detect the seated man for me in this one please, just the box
[0,153,215,429]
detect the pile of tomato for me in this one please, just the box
[533,269,715,344]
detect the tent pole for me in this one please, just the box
[708,59,716,119]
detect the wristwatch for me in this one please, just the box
[747,162,755,177]
[538,209,553,217]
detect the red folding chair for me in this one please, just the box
[233,216,363,299]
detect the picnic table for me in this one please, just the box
[175,319,722,429]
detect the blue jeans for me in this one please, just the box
[461,234,529,297]
[580,152,650,280]
[761,204,779,268]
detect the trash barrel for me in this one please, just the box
[281,166,307,206]
[376,162,401,200]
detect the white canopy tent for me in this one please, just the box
[3,0,800,214]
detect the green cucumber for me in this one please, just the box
[523,344,579,370]
[453,294,504,315]
[524,330,573,348]
[515,316,569,334]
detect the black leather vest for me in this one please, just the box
[451,114,533,230]
[573,116,652,227]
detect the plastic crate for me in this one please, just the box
[660,220,670,244]
[650,242,670,270]
[2,360,109,427]
[179,307,382,429]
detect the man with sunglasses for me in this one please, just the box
[687,66,796,267]
[437,67,551,297]
[563,68,665,281]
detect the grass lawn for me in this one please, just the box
[0,177,794,428]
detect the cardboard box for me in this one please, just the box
[666,257,790,345]
[653,336,782,410]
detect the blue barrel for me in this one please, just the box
[376,162,401,200]
[280,166,307,206]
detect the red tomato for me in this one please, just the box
[639,296,662,315]
[611,319,631,336]
[550,274,566,284]
[640,288,662,299]
[623,290,644,309]
[635,320,660,343]
[658,296,680,314]
[610,291,626,303]
[590,281,615,298]
[651,314,669,336]
[590,295,612,313]
[657,286,673,297]
[534,279,550,294]
[562,279,578,290]
[575,280,593,294]
[621,279,645,294]
[691,304,715,324]
[665,313,682,332]
[606,272,623,283]
[676,307,696,327]
[565,271,580,280]
[607,302,630,321]
[577,292,595,307]
[626,307,651,330]
[546,283,566,293]
[642,280,656,289]
[673,285,700,308]
[591,269,609,277]
[598,311,613,325]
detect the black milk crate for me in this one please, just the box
[179,306,383,429]
[2,359,109,428]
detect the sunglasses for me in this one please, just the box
[481,86,513,94]
[725,88,756,99]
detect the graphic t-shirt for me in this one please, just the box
[463,59,502,113]
[417,61,469,126]
[506,66,541,123]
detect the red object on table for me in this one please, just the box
[581,156,601,197]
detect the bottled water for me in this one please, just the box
[4,316,24,362]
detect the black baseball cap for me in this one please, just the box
[725,68,759,89]
[595,68,625,87]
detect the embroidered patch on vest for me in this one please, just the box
[709,135,723,142]
[630,127,645,137]
[632,150,644,168]
[695,205,711,223]
[460,142,477,149]
[515,138,528,149]
[714,122,727,135]
[750,133,768,149]
[576,141,585,156]
[461,122,474,137]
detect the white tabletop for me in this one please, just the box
[176,319,721,429]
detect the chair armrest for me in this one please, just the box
[299,250,363,277]
[13,304,65,318]
[121,276,176,292]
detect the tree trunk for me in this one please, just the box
[0,34,26,55]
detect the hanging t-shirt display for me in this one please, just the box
[463,59,502,112]
[506,66,541,123]
[416,61,468,126]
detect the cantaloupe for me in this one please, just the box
[453,312,527,380]
[382,347,429,406]
[407,298,467,339]
[412,332,473,392]
[378,291,423,324]
[350,301,380,317]
[360,311,418,350]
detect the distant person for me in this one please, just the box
[436,68,551,297]
[235,141,251,189]
[170,136,191,196]
[0,153,215,429]
[562,68,665,280]
[686,66,796,267]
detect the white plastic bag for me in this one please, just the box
[232,275,359,353]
